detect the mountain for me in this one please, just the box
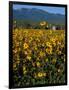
[13,8,65,25]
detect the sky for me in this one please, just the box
[13,4,65,15]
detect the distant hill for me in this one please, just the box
[13,8,65,25]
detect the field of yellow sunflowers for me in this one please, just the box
[12,29,65,87]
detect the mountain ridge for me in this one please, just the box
[13,8,65,25]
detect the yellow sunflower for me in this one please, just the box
[26,55,31,61]
[46,47,52,54]
[39,51,45,57]
[23,43,29,49]
[36,62,41,67]
[37,72,43,77]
